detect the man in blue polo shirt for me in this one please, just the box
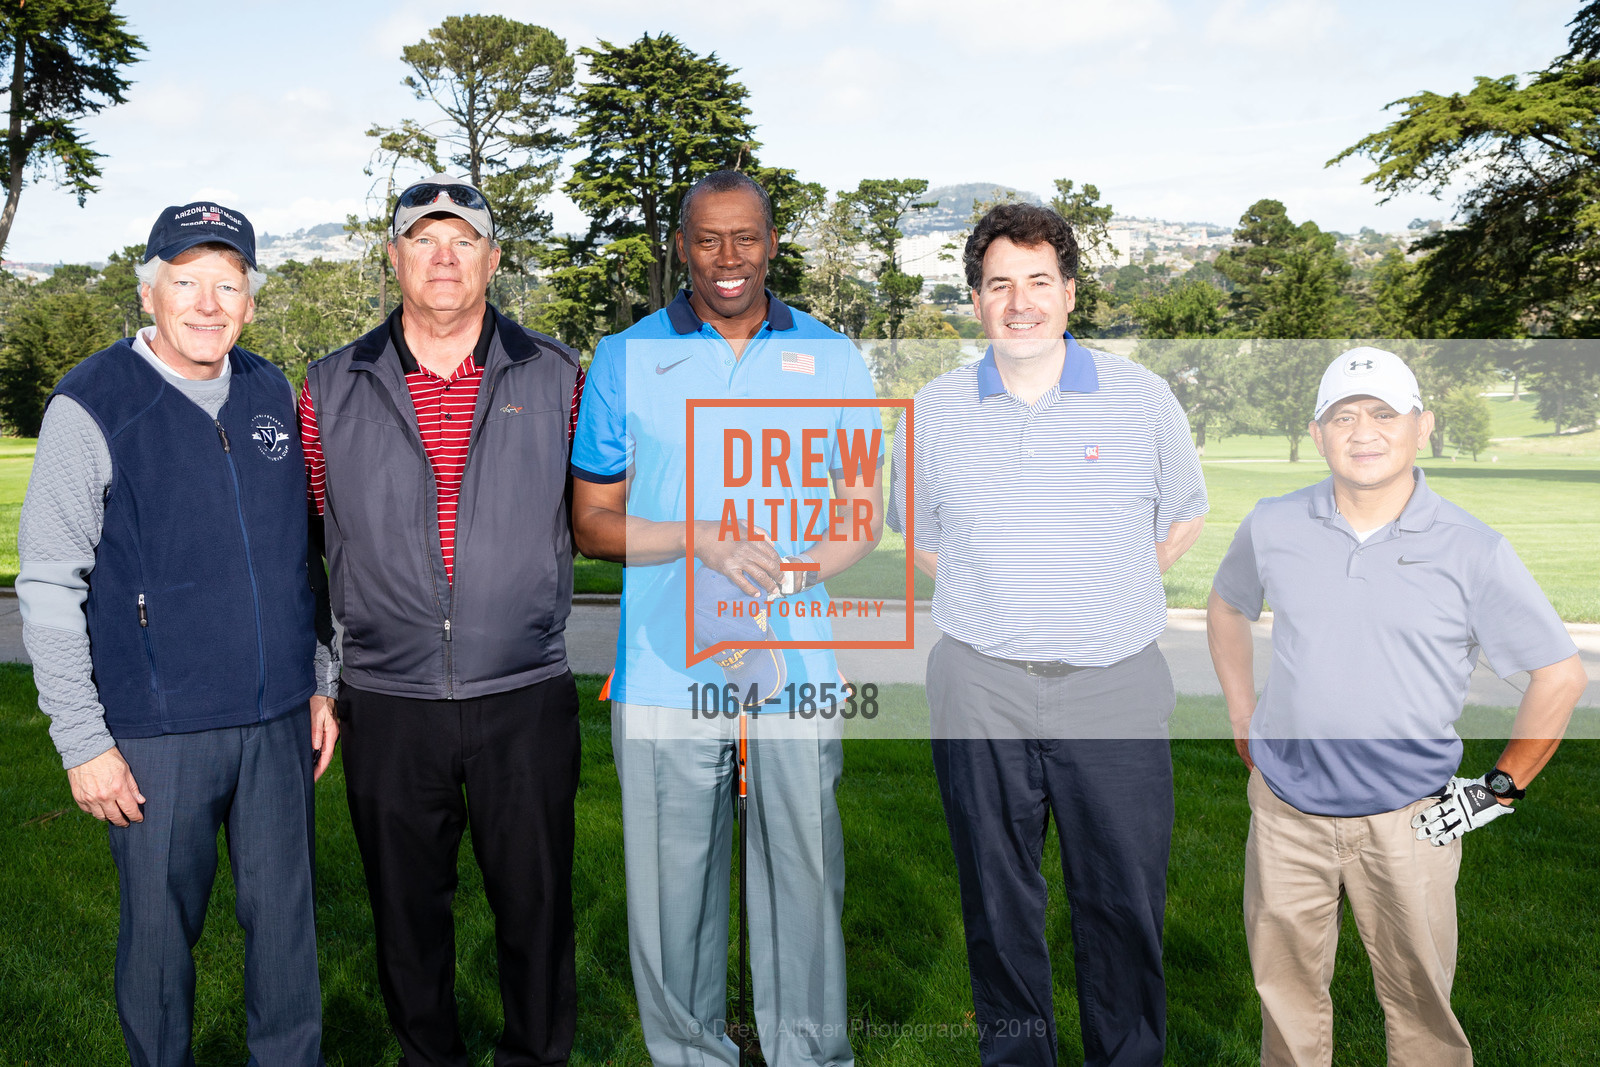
[571,170,882,1067]
[1207,347,1585,1066]
[890,203,1208,1066]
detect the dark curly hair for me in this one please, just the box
[963,203,1079,291]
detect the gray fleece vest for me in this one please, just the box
[306,307,579,700]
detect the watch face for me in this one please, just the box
[1488,771,1514,795]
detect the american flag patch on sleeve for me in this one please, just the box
[781,350,815,375]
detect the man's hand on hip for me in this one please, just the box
[1411,774,1512,846]
[310,695,339,782]
[66,747,145,826]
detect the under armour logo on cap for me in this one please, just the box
[1349,359,1374,372]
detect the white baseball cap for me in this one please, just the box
[1313,346,1423,421]
[391,174,494,240]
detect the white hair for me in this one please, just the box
[134,247,267,296]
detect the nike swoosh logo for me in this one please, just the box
[655,356,693,374]
[1398,558,1429,566]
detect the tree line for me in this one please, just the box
[0,5,1594,456]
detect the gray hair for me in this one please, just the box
[134,245,267,296]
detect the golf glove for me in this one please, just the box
[1411,774,1512,846]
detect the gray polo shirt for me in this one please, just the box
[1213,469,1577,816]
[889,335,1208,665]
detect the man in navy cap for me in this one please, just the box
[17,203,337,1065]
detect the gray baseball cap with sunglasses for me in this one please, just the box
[391,173,495,240]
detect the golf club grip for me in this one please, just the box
[738,712,749,799]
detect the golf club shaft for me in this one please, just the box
[738,708,749,1065]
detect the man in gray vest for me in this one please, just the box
[18,203,337,1065]
[299,174,586,1067]
[1207,346,1586,1066]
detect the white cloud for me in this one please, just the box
[884,0,1175,50]
[365,6,438,62]
[189,187,242,204]
[1204,0,1337,50]
[496,0,853,36]
[815,46,900,115]
[250,196,368,237]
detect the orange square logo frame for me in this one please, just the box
[685,398,914,667]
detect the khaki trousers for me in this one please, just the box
[1244,769,1471,1067]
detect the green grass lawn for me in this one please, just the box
[0,438,32,589]
[2,667,1598,1065]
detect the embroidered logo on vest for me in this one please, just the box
[252,414,292,461]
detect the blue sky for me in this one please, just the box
[4,0,1582,263]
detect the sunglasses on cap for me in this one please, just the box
[393,182,495,231]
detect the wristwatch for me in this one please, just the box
[781,554,820,594]
[1485,767,1526,800]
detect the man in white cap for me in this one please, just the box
[1205,346,1586,1065]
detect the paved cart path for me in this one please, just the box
[4,593,1594,710]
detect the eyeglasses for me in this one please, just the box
[393,182,495,234]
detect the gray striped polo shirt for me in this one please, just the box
[889,336,1208,665]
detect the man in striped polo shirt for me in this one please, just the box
[889,203,1208,1067]
[300,175,587,1066]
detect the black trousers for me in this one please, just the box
[928,638,1175,1067]
[340,673,580,1067]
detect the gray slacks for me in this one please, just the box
[612,702,853,1067]
[108,710,323,1067]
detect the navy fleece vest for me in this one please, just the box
[53,340,316,738]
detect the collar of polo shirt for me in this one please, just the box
[977,331,1099,399]
[666,287,795,335]
[1311,467,1442,532]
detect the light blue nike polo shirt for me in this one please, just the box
[572,289,881,709]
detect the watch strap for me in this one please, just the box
[783,554,819,592]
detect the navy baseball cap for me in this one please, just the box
[144,202,257,268]
[693,568,786,708]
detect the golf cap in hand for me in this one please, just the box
[1313,346,1423,421]
[694,568,786,708]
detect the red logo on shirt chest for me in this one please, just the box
[1084,445,1100,462]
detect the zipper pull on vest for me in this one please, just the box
[215,419,231,453]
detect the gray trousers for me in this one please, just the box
[109,710,323,1067]
[612,703,853,1067]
